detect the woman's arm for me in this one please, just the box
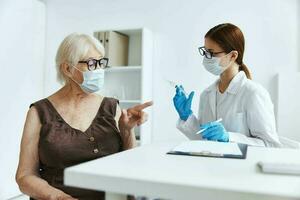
[16,106,77,200]
[116,101,153,150]
[244,88,281,147]
[176,93,204,140]
[115,105,137,150]
[176,115,201,140]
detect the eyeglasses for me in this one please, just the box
[198,46,225,59]
[78,58,109,71]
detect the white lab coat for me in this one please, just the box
[177,71,281,147]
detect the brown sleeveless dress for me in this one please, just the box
[30,97,123,200]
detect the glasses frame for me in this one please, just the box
[198,46,226,59]
[78,58,109,71]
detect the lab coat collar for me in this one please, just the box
[204,71,246,119]
[204,71,246,95]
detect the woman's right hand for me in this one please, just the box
[119,101,153,131]
[173,85,195,121]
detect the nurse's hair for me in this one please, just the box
[205,23,252,80]
[55,33,105,84]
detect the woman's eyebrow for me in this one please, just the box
[205,48,215,52]
[207,48,222,53]
[86,56,102,60]
[203,46,213,51]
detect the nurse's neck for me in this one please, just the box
[218,63,240,93]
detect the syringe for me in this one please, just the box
[165,79,188,96]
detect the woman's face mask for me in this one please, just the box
[71,66,105,93]
[202,52,232,76]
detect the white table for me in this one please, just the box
[64,142,300,200]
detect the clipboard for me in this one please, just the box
[167,142,248,159]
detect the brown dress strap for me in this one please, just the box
[97,97,119,118]
[29,98,53,124]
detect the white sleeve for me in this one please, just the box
[176,114,200,140]
[243,87,281,147]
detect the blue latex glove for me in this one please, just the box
[200,121,229,142]
[173,85,195,121]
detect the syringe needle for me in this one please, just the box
[165,79,188,96]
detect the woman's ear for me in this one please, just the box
[61,63,73,78]
[230,50,239,62]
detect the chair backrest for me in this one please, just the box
[277,73,300,142]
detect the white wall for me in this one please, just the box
[299,0,300,71]
[44,0,299,143]
[0,0,297,198]
[0,0,46,198]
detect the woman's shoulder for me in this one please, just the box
[95,95,119,117]
[242,79,274,107]
[243,78,270,97]
[98,95,119,105]
[28,98,50,124]
[104,96,119,102]
[30,98,48,109]
[95,94,119,109]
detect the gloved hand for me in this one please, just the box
[200,121,229,142]
[173,85,194,121]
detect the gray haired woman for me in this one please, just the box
[15,33,153,200]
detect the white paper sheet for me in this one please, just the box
[172,141,242,155]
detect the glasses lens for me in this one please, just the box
[206,51,212,59]
[199,47,212,59]
[198,47,204,56]
[87,59,97,71]
[99,58,108,69]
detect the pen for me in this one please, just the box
[195,118,223,135]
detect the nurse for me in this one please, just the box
[173,23,281,147]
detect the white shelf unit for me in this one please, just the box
[94,28,153,145]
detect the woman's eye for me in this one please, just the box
[87,60,95,66]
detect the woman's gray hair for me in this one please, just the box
[55,33,105,84]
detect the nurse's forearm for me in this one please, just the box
[120,128,137,150]
[176,115,201,140]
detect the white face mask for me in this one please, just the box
[202,53,232,76]
[72,67,105,93]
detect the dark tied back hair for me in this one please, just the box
[205,23,252,79]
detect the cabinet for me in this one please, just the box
[94,28,153,145]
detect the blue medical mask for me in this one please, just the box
[202,53,231,76]
[72,67,105,93]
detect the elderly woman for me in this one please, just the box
[15,33,152,200]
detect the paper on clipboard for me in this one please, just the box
[172,141,242,156]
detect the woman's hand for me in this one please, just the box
[119,101,153,131]
[200,121,229,142]
[173,85,194,121]
[118,101,153,150]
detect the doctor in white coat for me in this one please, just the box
[173,23,281,147]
